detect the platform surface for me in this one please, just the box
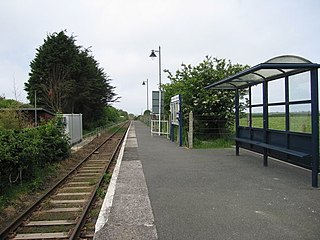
[95,121,320,240]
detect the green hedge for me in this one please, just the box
[0,120,70,194]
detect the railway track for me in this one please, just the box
[0,121,130,240]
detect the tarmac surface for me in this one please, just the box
[94,121,320,240]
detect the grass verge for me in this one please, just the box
[194,138,234,149]
[0,164,58,211]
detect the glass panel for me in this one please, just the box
[251,84,263,105]
[239,108,249,127]
[239,94,249,127]
[233,81,247,87]
[289,104,311,133]
[268,78,285,103]
[268,105,285,131]
[239,73,261,81]
[266,55,311,64]
[255,69,282,78]
[219,83,235,89]
[282,68,299,73]
[289,72,310,101]
[251,107,263,128]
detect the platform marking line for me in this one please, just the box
[94,122,131,232]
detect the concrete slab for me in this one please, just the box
[95,223,157,240]
[123,148,140,161]
[126,138,138,148]
[107,193,155,225]
[128,130,136,138]
[116,161,149,194]
[94,122,157,240]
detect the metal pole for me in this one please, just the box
[149,46,162,135]
[263,81,268,167]
[249,86,252,128]
[189,111,193,149]
[158,46,161,136]
[179,94,182,147]
[147,79,149,111]
[311,69,319,187]
[235,89,239,156]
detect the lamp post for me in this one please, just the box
[149,46,161,136]
[142,79,149,111]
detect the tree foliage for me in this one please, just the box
[0,97,20,109]
[163,56,248,137]
[104,106,120,123]
[25,31,79,112]
[118,109,129,120]
[25,31,118,129]
[0,97,28,130]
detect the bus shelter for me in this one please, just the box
[205,55,320,187]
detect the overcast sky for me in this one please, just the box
[0,0,319,115]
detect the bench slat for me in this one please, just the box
[258,143,310,158]
[235,138,310,158]
[234,138,260,145]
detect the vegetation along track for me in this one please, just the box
[0,121,131,240]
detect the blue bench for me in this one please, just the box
[234,137,310,159]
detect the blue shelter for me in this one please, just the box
[206,55,320,187]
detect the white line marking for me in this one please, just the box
[94,122,131,232]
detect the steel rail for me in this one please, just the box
[70,121,130,239]
[0,121,129,239]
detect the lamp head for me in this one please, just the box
[149,50,157,59]
[142,81,146,86]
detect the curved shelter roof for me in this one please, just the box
[205,55,320,90]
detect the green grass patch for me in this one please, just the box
[103,173,112,183]
[96,187,106,199]
[0,184,30,210]
[0,164,58,211]
[194,138,234,149]
[240,113,313,133]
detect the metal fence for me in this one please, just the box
[183,112,235,148]
[151,119,169,136]
[187,114,233,139]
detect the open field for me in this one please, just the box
[240,114,312,133]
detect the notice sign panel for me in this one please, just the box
[152,91,164,114]
[170,94,181,125]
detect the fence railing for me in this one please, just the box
[76,122,124,149]
[142,112,233,148]
[151,120,169,136]
[185,112,235,148]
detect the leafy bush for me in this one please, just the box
[0,119,70,194]
[104,106,120,123]
[163,57,249,138]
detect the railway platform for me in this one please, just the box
[94,121,320,240]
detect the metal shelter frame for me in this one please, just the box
[205,55,320,187]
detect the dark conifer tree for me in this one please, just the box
[25,30,117,128]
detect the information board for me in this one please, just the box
[170,94,182,146]
[152,91,164,114]
[170,95,180,125]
